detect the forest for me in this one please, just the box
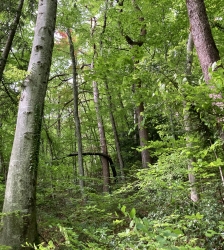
[0,0,224,249]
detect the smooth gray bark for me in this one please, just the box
[67,29,84,192]
[91,16,110,193]
[93,79,110,192]
[0,0,57,248]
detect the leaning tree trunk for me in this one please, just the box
[67,28,84,192]
[0,0,24,82]
[0,0,24,180]
[186,0,224,183]
[0,0,57,248]
[186,0,220,82]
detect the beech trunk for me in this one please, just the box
[93,80,110,192]
[0,0,57,248]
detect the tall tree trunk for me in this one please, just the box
[116,0,151,168]
[0,0,57,248]
[57,95,61,137]
[93,79,110,192]
[186,0,220,82]
[184,33,199,202]
[136,100,152,168]
[186,0,224,183]
[105,81,125,181]
[0,0,24,158]
[91,15,110,193]
[67,28,84,192]
[128,0,151,168]
[0,0,24,82]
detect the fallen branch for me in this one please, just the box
[67,152,117,179]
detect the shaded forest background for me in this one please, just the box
[0,0,224,249]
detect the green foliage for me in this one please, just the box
[35,143,224,249]
[4,64,26,82]
[1,0,224,249]
[115,207,206,250]
[23,241,55,250]
[0,246,12,250]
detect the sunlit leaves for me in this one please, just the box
[4,64,26,82]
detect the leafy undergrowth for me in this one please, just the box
[35,173,224,250]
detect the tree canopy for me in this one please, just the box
[0,0,224,249]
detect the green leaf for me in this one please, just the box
[205,229,218,237]
[129,208,136,219]
[121,205,127,216]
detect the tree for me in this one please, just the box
[186,0,224,185]
[0,0,224,249]
[118,0,152,168]
[99,0,125,180]
[105,80,125,181]
[0,0,24,82]
[184,33,199,202]
[91,14,111,192]
[0,0,57,248]
[93,76,110,192]
[67,29,85,192]
[186,0,220,82]
[0,0,25,181]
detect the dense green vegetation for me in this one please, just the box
[0,0,224,249]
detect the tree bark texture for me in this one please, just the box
[186,0,220,82]
[0,0,57,248]
[67,29,84,191]
[93,80,110,192]
[90,15,110,192]
[186,1,224,181]
[136,101,152,168]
